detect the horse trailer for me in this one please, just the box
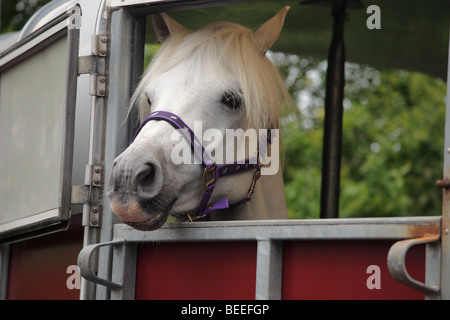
[0,0,449,302]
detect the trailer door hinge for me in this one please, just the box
[70,165,103,227]
[92,34,108,57]
[85,165,103,227]
[77,34,108,96]
[85,164,103,187]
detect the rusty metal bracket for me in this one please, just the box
[387,233,440,296]
[436,179,450,189]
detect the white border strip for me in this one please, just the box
[0,209,60,234]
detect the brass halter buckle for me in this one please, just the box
[203,164,217,190]
[245,167,261,199]
[245,150,262,199]
[185,212,208,222]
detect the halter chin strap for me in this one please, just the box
[132,110,270,221]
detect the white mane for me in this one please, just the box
[131,20,292,130]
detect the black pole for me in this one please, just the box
[320,0,346,219]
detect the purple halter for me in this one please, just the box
[132,110,270,221]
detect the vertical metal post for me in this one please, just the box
[255,240,283,300]
[320,0,347,219]
[425,241,441,300]
[0,245,10,300]
[440,25,450,300]
[79,2,108,300]
[93,8,145,300]
[61,6,81,223]
[110,243,137,300]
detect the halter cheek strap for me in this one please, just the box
[132,110,269,221]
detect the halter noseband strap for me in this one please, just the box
[132,110,268,221]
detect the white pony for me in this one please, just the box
[106,7,292,230]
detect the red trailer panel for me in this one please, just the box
[7,215,83,300]
[135,242,257,300]
[282,241,424,300]
[133,239,425,300]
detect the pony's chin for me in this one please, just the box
[123,210,170,231]
[110,196,177,231]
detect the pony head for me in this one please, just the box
[106,7,291,230]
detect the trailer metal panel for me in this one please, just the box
[0,6,81,242]
[135,241,257,300]
[5,214,83,299]
[281,240,425,300]
[78,217,441,299]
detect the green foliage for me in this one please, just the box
[143,44,160,70]
[278,55,447,219]
[0,0,52,34]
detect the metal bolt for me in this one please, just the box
[99,90,105,95]
[101,37,107,43]
[95,167,101,173]
[436,180,450,189]
[91,218,98,225]
[92,207,99,213]
[99,77,105,83]
[94,178,101,185]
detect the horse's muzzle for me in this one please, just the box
[106,151,168,229]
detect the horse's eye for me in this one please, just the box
[147,97,151,106]
[221,92,242,110]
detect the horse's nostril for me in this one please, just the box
[139,163,155,185]
[134,162,162,199]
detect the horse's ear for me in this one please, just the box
[152,13,189,43]
[253,6,290,55]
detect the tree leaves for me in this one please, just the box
[0,0,52,34]
[281,57,446,219]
